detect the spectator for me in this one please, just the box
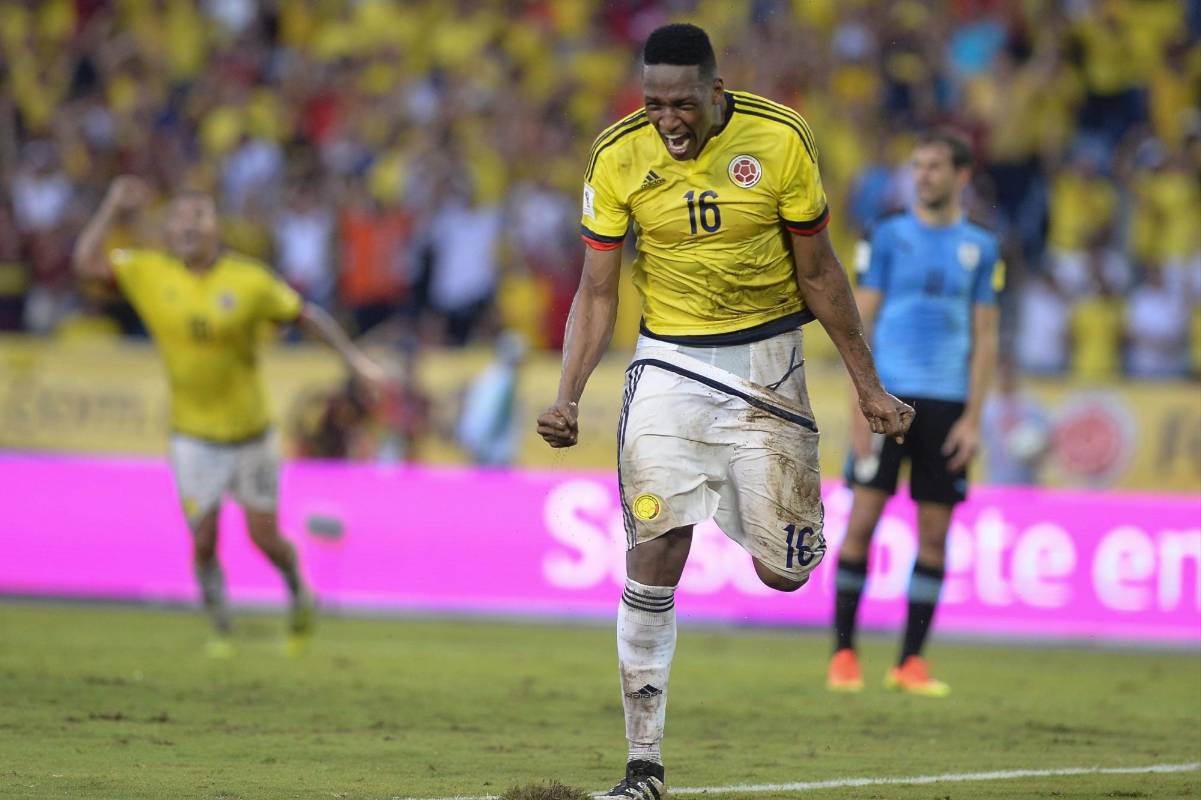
[456,331,527,466]
[1068,247,1125,382]
[1129,142,1201,299]
[377,345,432,464]
[1191,305,1201,378]
[1126,266,1190,379]
[273,181,336,308]
[981,359,1051,486]
[10,142,74,235]
[292,378,376,460]
[1069,0,1151,149]
[426,182,502,346]
[338,191,412,335]
[0,203,29,331]
[504,175,580,349]
[1046,144,1119,299]
[1016,269,1069,375]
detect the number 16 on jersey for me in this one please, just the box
[684,190,721,234]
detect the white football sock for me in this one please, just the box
[195,561,231,633]
[618,578,677,766]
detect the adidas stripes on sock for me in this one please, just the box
[618,578,676,767]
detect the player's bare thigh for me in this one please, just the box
[627,526,693,586]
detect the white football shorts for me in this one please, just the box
[168,431,280,528]
[618,328,827,582]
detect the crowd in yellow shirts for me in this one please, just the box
[1,0,1198,377]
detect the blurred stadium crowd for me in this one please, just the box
[1,0,1199,379]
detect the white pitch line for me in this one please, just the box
[667,761,1201,795]
[395,761,1200,800]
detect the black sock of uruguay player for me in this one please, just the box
[900,561,945,664]
[833,556,868,652]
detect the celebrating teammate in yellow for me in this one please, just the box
[74,176,384,657]
[537,24,912,798]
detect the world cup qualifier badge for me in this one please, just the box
[728,154,762,188]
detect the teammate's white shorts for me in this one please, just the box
[618,328,827,582]
[168,431,280,528]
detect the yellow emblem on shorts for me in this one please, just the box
[182,497,198,517]
[633,493,662,521]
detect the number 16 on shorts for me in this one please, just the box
[784,523,825,570]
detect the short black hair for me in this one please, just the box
[916,129,973,170]
[643,23,717,80]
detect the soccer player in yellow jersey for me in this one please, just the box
[536,24,913,797]
[73,176,384,657]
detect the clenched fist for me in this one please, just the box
[537,401,579,448]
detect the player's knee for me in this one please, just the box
[763,573,807,592]
[753,559,808,592]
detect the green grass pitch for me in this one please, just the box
[1,603,1198,799]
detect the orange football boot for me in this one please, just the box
[884,655,951,697]
[827,648,864,693]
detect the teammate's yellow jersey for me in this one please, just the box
[111,248,303,442]
[580,90,829,342]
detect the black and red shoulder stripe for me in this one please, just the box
[783,205,830,236]
[580,225,624,250]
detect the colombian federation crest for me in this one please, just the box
[728,154,762,188]
[632,493,662,521]
[958,241,981,270]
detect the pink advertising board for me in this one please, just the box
[2,455,1198,643]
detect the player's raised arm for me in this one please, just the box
[297,303,387,393]
[537,242,623,448]
[790,227,913,441]
[72,176,152,283]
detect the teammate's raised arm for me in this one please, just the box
[297,303,387,394]
[73,176,152,282]
[537,241,622,448]
[790,227,913,442]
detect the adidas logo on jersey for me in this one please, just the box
[639,170,666,190]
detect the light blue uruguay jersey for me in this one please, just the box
[857,211,1003,402]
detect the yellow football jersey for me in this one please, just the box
[111,248,303,442]
[580,90,829,341]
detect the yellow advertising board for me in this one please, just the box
[1,336,1197,493]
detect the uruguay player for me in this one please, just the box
[828,130,1002,696]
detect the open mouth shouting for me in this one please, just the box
[662,130,692,159]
